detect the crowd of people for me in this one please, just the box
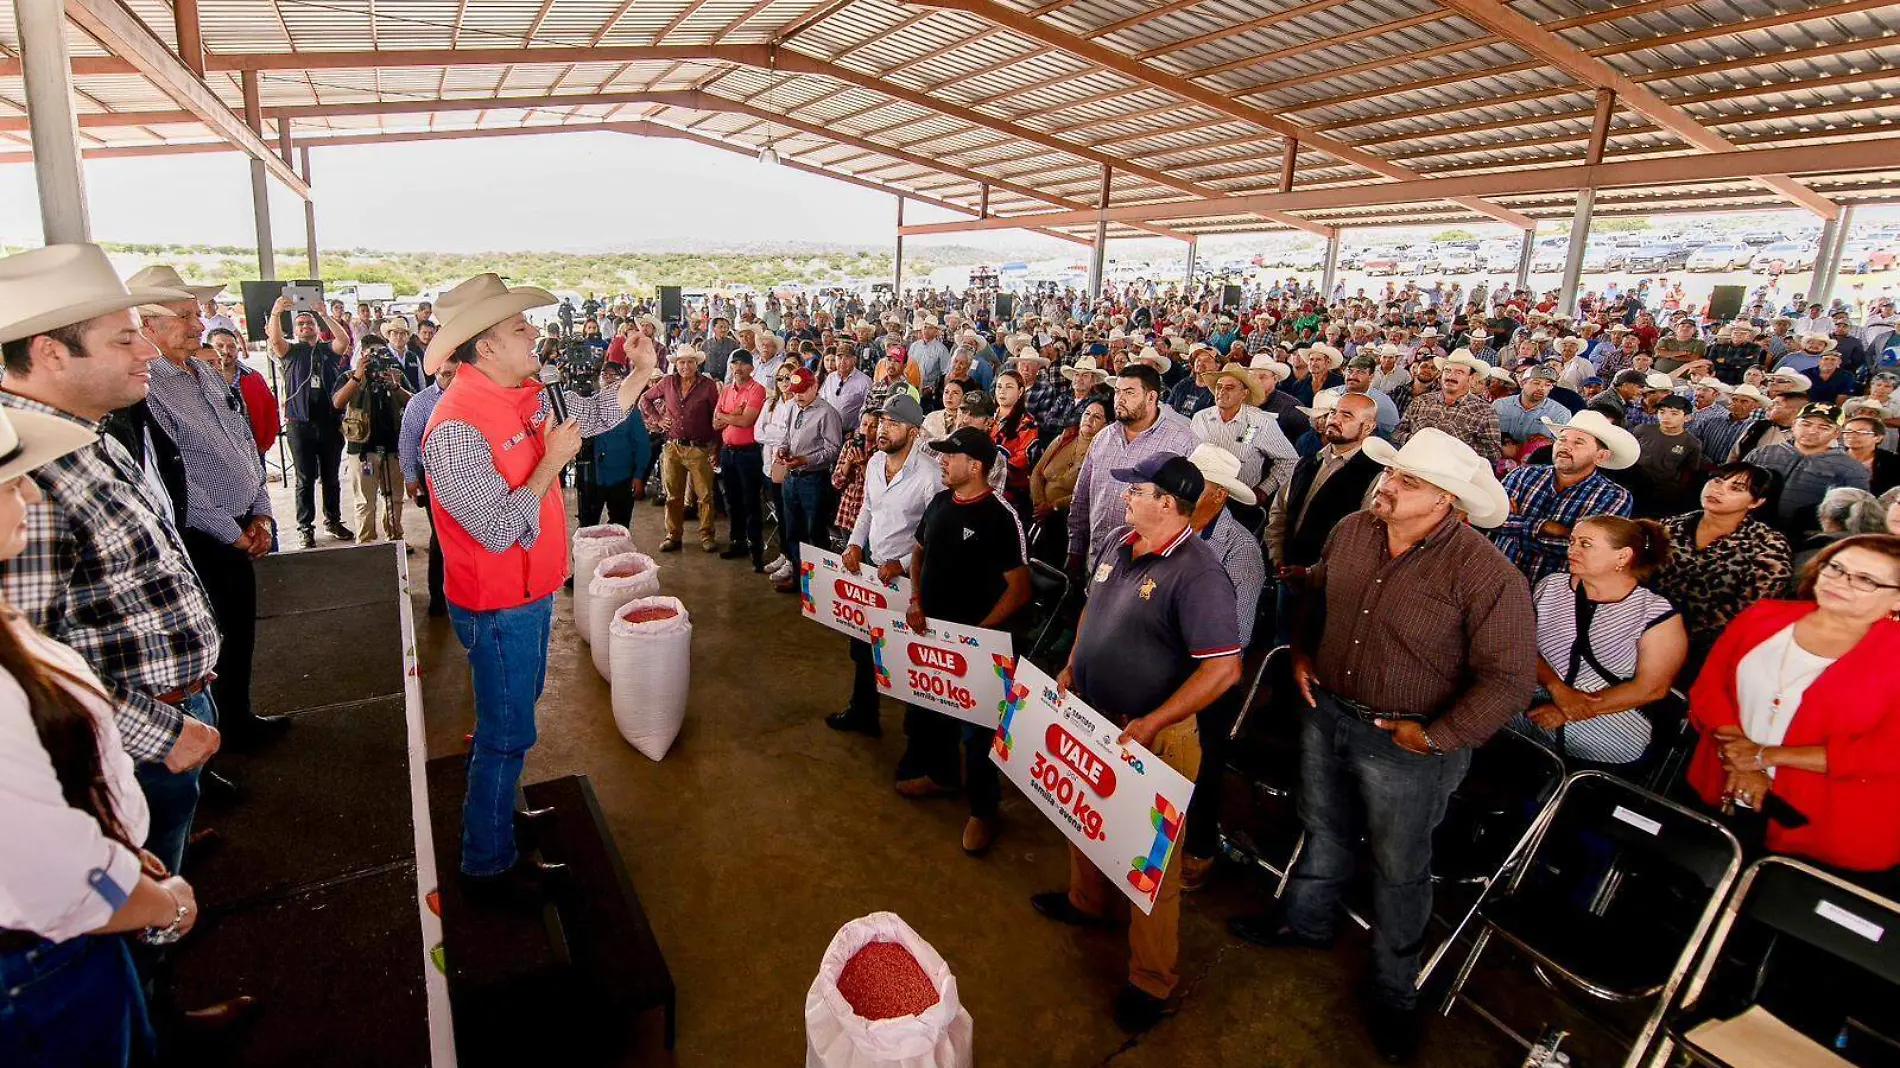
[7,243,1900,1066]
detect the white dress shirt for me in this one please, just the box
[1192,403,1301,501]
[848,439,946,568]
[0,626,149,941]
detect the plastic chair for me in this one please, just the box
[1648,856,1900,1067]
[1440,771,1742,1068]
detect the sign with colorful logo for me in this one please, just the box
[796,542,913,643]
[990,661,1194,915]
[860,606,1017,729]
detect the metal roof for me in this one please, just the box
[2,0,1897,237]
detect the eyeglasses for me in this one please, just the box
[1820,559,1900,593]
[1842,429,1881,438]
[1120,485,1164,500]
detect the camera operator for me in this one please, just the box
[333,334,413,546]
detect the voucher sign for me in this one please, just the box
[989,661,1195,915]
[860,607,1016,729]
[796,543,912,643]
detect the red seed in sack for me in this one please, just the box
[620,606,678,624]
[835,941,939,1021]
[601,561,645,578]
[577,529,620,539]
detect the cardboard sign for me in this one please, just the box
[860,607,1017,729]
[796,543,912,643]
[989,661,1195,916]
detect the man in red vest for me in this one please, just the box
[420,274,656,891]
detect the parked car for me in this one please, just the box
[1625,243,1693,272]
[1582,245,1626,272]
[1751,241,1816,272]
[1841,241,1897,273]
[1480,243,1523,273]
[1530,245,1568,274]
[1738,231,1786,247]
[1438,249,1480,274]
[1687,241,1754,272]
[1363,252,1404,276]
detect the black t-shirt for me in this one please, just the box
[914,488,1027,627]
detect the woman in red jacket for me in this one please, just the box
[1688,534,1900,884]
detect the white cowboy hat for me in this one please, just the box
[380,315,414,335]
[1554,334,1583,349]
[423,273,557,375]
[1303,343,1344,370]
[1004,332,1031,354]
[668,346,706,365]
[0,244,192,344]
[1296,391,1340,420]
[1691,376,1734,394]
[915,315,940,329]
[1187,443,1257,506]
[1724,320,1758,335]
[637,313,665,334]
[1540,409,1640,470]
[1768,369,1812,390]
[124,264,225,307]
[1248,355,1292,381]
[1795,332,1837,354]
[1375,343,1403,359]
[1415,327,1441,339]
[1731,383,1770,404]
[1014,349,1052,369]
[0,403,99,483]
[1362,427,1511,528]
[1642,372,1676,392]
[736,320,762,334]
[1135,345,1173,374]
[1107,328,1129,341]
[1061,355,1108,381]
[1435,348,1490,375]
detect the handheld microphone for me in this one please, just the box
[546,381,570,425]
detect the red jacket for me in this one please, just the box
[237,366,279,454]
[422,369,568,612]
[1688,599,1900,871]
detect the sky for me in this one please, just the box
[0,129,1101,259]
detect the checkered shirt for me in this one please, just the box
[144,356,271,545]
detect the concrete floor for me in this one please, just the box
[274,474,1522,1067]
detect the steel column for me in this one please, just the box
[14,0,91,242]
[1088,165,1111,301]
[1515,230,1535,291]
[1278,138,1297,193]
[173,0,204,76]
[893,196,905,297]
[1184,238,1197,287]
[242,71,274,280]
[300,147,319,278]
[1322,232,1341,298]
[1557,189,1594,315]
[1810,213,1840,307]
[1812,202,1855,307]
[979,183,989,219]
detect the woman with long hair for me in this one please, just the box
[1028,393,1111,566]
[755,363,799,581]
[988,369,1041,520]
[1689,535,1900,892]
[2,409,198,1067]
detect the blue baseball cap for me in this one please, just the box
[1110,454,1205,502]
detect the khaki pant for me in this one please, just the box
[1067,716,1202,999]
[663,442,717,543]
[353,450,404,543]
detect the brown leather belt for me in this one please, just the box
[155,674,215,707]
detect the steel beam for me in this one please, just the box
[1812,202,1855,306]
[1321,233,1339,297]
[14,0,90,242]
[1557,189,1592,314]
[300,145,318,278]
[1089,165,1110,301]
[242,70,273,280]
[173,0,202,76]
[62,0,308,198]
[1515,231,1533,291]
[894,196,905,297]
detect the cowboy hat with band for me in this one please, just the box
[0,244,192,346]
[1187,443,1257,507]
[1361,428,1511,529]
[424,274,558,375]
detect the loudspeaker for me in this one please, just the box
[658,286,682,323]
[239,279,323,344]
[1707,284,1745,323]
[992,293,1014,321]
[1222,284,1242,311]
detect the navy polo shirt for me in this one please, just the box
[1071,524,1241,724]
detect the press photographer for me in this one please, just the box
[333,333,413,547]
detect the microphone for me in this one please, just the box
[546,381,570,425]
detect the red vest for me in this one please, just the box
[423,369,569,612]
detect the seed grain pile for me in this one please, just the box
[835,941,939,1021]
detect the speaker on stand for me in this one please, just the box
[658,286,683,324]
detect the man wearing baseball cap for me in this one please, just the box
[1033,453,1241,1035]
[420,273,657,890]
[772,364,846,593]
[1743,402,1870,536]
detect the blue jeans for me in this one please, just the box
[0,935,151,1067]
[1282,691,1471,1009]
[780,472,826,569]
[134,690,216,876]
[448,595,555,877]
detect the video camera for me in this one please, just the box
[357,339,404,393]
[557,335,606,397]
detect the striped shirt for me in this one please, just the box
[1527,574,1676,762]
[0,392,221,763]
[1068,407,1199,561]
[144,355,271,545]
[1199,508,1266,649]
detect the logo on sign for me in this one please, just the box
[1044,724,1117,798]
[908,644,968,676]
[834,580,888,610]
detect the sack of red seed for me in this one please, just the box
[608,596,692,761]
[805,912,973,1068]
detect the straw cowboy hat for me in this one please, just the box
[124,264,225,308]
[1731,383,1770,404]
[423,273,556,375]
[1795,332,1837,354]
[1539,409,1640,470]
[0,244,192,345]
[1435,348,1490,375]
[1691,376,1733,394]
[1134,345,1173,374]
[1014,347,1052,369]
[1212,363,1265,405]
[1296,391,1339,420]
[1362,427,1511,528]
[1303,343,1344,370]
[915,314,941,329]
[1248,354,1292,381]
[668,345,706,366]
[0,399,99,483]
[637,313,664,334]
[380,315,414,335]
[1769,369,1813,391]
[1642,372,1677,393]
[1062,355,1108,382]
[1187,443,1257,507]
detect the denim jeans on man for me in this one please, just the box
[448,595,555,877]
[0,935,152,1068]
[133,689,216,876]
[1281,689,1471,1009]
[780,471,827,569]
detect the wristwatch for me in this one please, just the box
[1420,728,1445,756]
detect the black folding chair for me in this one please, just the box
[1440,771,1742,1067]
[1649,856,1900,1067]
[1217,645,1307,898]
[1018,524,1080,667]
[1634,689,1698,801]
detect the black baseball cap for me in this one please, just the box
[926,426,999,468]
[1110,454,1206,503]
[1655,395,1693,413]
[1798,402,1843,425]
[960,389,997,418]
[728,348,753,366]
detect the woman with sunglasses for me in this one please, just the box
[1686,534,1900,891]
[754,364,799,580]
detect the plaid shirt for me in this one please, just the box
[1393,388,1501,462]
[1023,374,1071,432]
[0,393,220,763]
[1488,464,1634,584]
[831,433,870,531]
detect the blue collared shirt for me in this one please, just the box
[1492,393,1574,443]
[399,382,444,486]
[143,356,271,544]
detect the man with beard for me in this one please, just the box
[1393,350,1501,463]
[1489,410,1637,584]
[1066,364,1198,572]
[1265,391,1383,646]
[266,293,355,547]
